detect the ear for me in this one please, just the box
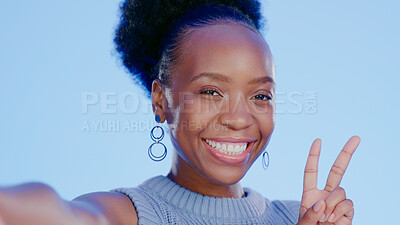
[151,79,168,123]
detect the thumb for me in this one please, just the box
[297,199,326,225]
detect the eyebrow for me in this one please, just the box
[248,76,275,85]
[190,72,275,85]
[190,72,231,83]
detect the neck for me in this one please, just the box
[167,151,245,198]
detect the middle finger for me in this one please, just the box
[325,136,360,192]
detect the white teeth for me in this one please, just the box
[234,145,240,152]
[205,139,248,155]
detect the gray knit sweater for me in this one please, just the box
[112,176,300,224]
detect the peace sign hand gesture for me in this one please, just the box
[297,136,361,225]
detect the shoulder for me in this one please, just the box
[72,191,138,225]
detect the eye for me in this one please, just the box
[253,94,273,101]
[199,89,220,96]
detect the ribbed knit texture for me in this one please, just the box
[112,176,300,224]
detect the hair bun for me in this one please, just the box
[115,0,264,95]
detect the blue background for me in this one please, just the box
[1,1,399,224]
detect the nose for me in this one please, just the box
[218,93,254,130]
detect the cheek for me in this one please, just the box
[169,108,213,164]
[181,94,224,115]
[177,98,219,133]
[168,97,211,138]
[252,103,275,137]
[170,97,223,155]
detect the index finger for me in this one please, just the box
[325,135,361,192]
[303,138,322,193]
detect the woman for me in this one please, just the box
[0,0,360,224]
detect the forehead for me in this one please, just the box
[173,23,275,84]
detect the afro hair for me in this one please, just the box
[114,0,265,96]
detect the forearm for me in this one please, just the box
[0,183,107,225]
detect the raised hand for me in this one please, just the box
[297,136,361,225]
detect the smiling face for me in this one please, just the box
[153,23,275,192]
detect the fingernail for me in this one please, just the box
[319,213,326,222]
[328,213,335,222]
[313,200,323,212]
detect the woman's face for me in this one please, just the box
[159,23,275,186]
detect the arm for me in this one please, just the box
[0,182,137,225]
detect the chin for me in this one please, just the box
[201,164,249,186]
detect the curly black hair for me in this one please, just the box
[115,0,266,98]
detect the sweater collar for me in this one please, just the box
[140,175,266,219]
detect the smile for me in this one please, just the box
[202,138,255,164]
[204,139,247,155]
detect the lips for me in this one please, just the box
[202,138,255,164]
[204,139,247,155]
